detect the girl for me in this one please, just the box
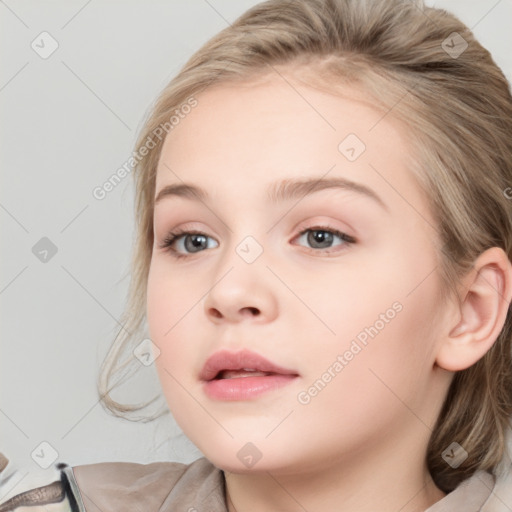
[2,0,512,510]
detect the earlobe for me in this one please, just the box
[436,247,512,372]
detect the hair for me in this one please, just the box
[96,0,512,493]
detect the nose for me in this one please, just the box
[203,246,279,324]
[208,304,261,320]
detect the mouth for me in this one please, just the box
[200,349,299,401]
[213,369,283,379]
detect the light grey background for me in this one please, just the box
[1,0,511,491]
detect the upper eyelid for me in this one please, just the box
[163,223,351,239]
[158,215,356,237]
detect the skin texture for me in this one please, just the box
[146,71,512,512]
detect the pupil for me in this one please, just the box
[187,234,207,252]
[309,230,332,248]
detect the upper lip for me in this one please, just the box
[199,349,299,381]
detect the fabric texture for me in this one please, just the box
[72,457,226,512]
[2,454,512,511]
[71,456,512,512]
[0,460,85,512]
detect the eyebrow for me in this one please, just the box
[154,176,389,212]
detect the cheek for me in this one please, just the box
[311,249,441,407]
[146,265,194,421]
[146,264,170,342]
[146,259,214,405]
[146,261,193,372]
[296,298,437,445]
[146,258,198,339]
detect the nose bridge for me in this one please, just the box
[212,229,267,289]
[217,209,269,269]
[203,225,276,321]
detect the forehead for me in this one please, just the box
[154,73,431,222]
[159,75,393,167]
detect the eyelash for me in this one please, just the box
[157,224,356,260]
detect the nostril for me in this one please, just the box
[207,307,260,319]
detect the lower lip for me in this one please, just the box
[203,375,298,401]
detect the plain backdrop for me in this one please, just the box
[1,0,511,492]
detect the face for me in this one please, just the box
[146,71,451,475]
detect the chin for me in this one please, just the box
[196,439,302,475]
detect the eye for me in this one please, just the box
[293,225,356,254]
[157,229,218,259]
[157,224,356,259]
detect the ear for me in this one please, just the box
[436,247,512,372]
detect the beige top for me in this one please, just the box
[69,456,512,512]
[2,456,512,511]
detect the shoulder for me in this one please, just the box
[71,456,227,512]
[0,458,226,512]
[0,461,83,512]
[426,461,512,511]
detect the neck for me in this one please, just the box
[223,432,446,512]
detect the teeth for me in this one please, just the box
[218,369,271,379]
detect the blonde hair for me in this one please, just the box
[98,0,512,493]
